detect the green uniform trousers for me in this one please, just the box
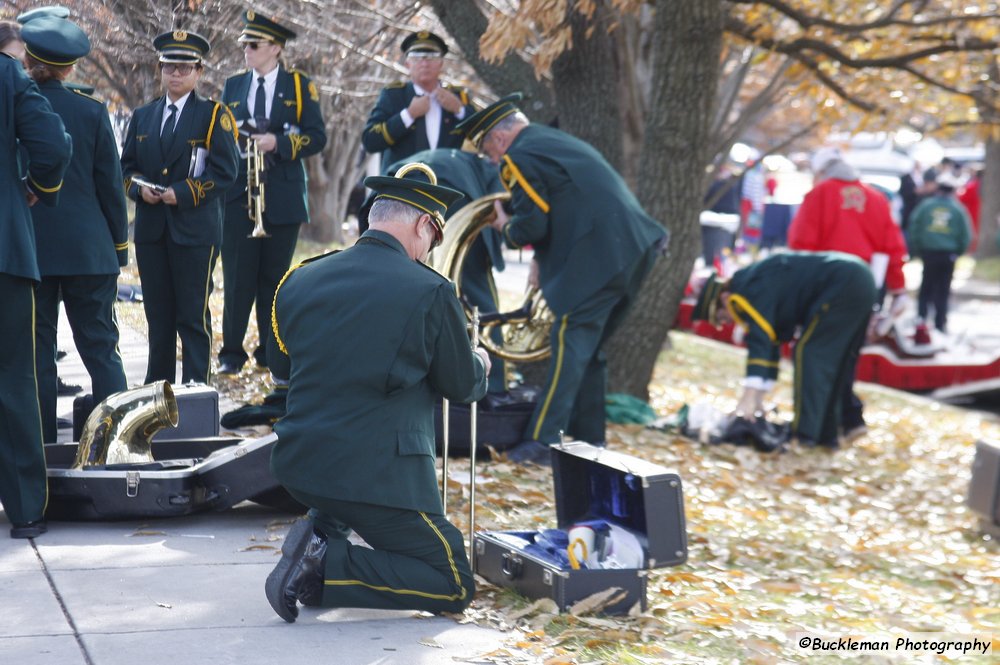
[528,246,658,445]
[460,240,505,393]
[0,274,47,525]
[792,267,876,444]
[136,239,217,385]
[220,203,300,370]
[288,488,474,614]
[35,274,127,442]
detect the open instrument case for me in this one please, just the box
[45,433,302,521]
[473,442,688,614]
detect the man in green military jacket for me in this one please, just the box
[218,10,327,375]
[691,251,876,448]
[22,15,129,443]
[120,30,239,385]
[458,94,668,465]
[384,148,508,393]
[264,167,490,623]
[362,31,475,174]
[0,36,72,538]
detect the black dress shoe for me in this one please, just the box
[11,519,47,539]
[265,519,327,622]
[505,440,552,467]
[57,417,73,430]
[57,378,83,396]
[217,362,242,376]
[56,350,67,361]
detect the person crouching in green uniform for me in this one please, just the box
[21,16,129,443]
[217,11,327,375]
[691,251,877,448]
[0,26,72,538]
[120,30,239,385]
[382,148,508,394]
[265,166,490,623]
[457,94,668,465]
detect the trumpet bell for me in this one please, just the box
[430,192,553,363]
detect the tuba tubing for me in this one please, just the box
[72,381,179,469]
[430,192,554,363]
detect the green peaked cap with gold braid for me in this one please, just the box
[363,163,464,236]
[454,92,523,149]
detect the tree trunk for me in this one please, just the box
[551,1,624,170]
[428,0,557,123]
[977,136,1000,259]
[605,0,725,398]
[303,125,364,245]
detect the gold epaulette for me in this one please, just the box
[387,80,406,89]
[70,88,102,104]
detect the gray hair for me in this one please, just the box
[483,111,529,144]
[368,198,422,226]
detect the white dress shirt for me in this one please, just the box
[248,66,280,118]
[161,91,192,133]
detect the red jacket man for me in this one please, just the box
[788,150,907,292]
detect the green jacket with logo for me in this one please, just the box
[222,66,327,226]
[121,91,240,247]
[906,194,972,257]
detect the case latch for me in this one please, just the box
[501,552,523,580]
[125,471,140,498]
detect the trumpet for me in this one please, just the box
[243,118,270,238]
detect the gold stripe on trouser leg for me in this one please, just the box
[323,512,466,601]
[201,246,215,384]
[532,314,569,441]
[30,286,48,512]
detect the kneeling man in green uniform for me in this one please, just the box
[457,94,668,465]
[265,166,491,622]
[691,251,877,448]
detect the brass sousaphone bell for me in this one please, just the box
[430,192,553,363]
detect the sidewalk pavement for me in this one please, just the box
[1,308,509,665]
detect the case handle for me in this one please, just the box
[501,552,523,580]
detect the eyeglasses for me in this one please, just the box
[161,63,195,75]
[407,52,442,61]
[243,42,261,50]
[424,216,443,249]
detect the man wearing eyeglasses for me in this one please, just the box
[217,11,327,377]
[265,166,489,623]
[120,30,239,386]
[362,31,475,175]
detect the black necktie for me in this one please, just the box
[254,76,267,121]
[161,103,178,152]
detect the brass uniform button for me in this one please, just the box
[162,168,168,175]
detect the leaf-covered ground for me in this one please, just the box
[118,248,1000,663]
[457,334,1000,664]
